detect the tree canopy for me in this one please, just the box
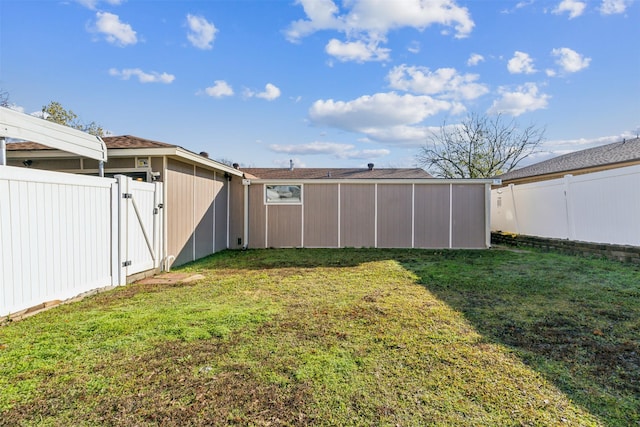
[42,101,106,137]
[416,113,545,179]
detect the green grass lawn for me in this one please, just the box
[1,248,638,426]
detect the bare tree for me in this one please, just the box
[0,89,9,107]
[416,113,545,178]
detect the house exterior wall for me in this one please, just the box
[228,178,245,249]
[340,184,376,247]
[268,205,302,247]
[452,184,487,248]
[8,158,82,170]
[246,181,490,249]
[214,177,228,252]
[414,185,450,248]
[377,184,413,248]
[165,159,230,267]
[304,184,339,247]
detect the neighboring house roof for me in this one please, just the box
[6,135,176,151]
[242,167,432,180]
[497,137,640,185]
[6,134,243,176]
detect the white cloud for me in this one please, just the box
[186,14,217,50]
[600,0,631,14]
[204,80,234,98]
[467,53,484,66]
[387,65,489,100]
[488,83,550,116]
[310,92,450,130]
[286,0,474,62]
[507,51,536,74]
[269,141,390,159]
[325,38,390,62]
[93,12,137,46]
[407,41,420,54]
[109,68,175,83]
[552,0,587,18]
[308,92,455,145]
[244,83,281,101]
[75,0,123,9]
[551,47,591,73]
[257,83,281,101]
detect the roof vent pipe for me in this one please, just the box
[199,151,209,158]
[368,163,374,171]
[289,159,294,171]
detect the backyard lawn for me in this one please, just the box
[1,248,638,426]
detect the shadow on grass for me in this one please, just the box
[183,247,640,425]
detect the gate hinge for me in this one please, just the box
[122,260,132,267]
[153,208,159,215]
[122,193,132,199]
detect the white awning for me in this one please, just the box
[0,106,107,162]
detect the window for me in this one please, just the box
[265,184,302,204]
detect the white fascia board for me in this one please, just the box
[0,106,107,161]
[247,178,496,185]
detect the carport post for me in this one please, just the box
[0,137,6,166]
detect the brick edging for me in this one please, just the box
[491,232,640,264]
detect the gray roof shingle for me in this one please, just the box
[6,135,176,151]
[497,137,640,182]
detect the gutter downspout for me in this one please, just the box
[99,160,104,177]
[242,178,250,249]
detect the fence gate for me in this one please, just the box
[117,175,164,281]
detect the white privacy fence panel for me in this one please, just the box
[491,164,640,246]
[1,166,117,316]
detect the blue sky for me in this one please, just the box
[1,0,639,169]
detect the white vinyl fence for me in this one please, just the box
[491,164,640,246]
[1,166,163,317]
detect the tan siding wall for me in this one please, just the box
[228,178,245,249]
[304,184,339,247]
[150,157,164,180]
[248,185,266,248]
[194,167,214,259]
[452,184,486,248]
[166,159,194,266]
[85,157,135,169]
[8,158,82,170]
[414,185,450,248]
[377,184,413,248]
[340,184,375,248]
[241,181,488,250]
[267,205,302,247]
[214,176,228,251]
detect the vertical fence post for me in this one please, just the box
[115,174,128,285]
[110,179,120,286]
[508,184,520,235]
[153,181,163,270]
[563,174,575,240]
